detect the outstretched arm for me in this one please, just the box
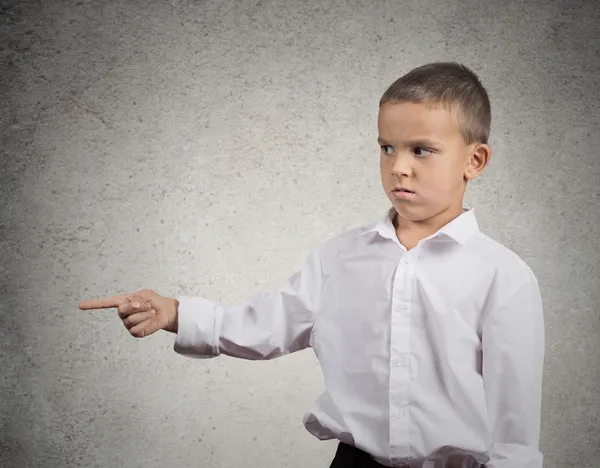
[174,244,324,360]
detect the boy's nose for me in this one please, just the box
[391,158,413,178]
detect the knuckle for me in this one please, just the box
[130,317,151,335]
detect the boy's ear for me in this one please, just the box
[464,144,491,181]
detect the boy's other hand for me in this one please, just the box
[78,289,179,337]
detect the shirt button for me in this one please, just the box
[403,257,410,264]
[396,360,402,367]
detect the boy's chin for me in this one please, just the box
[392,200,465,223]
[390,202,424,220]
[390,199,448,223]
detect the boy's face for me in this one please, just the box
[378,101,489,224]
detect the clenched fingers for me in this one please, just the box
[122,309,156,329]
[117,300,151,319]
[129,314,163,338]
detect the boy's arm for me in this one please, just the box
[173,244,323,360]
[481,272,545,468]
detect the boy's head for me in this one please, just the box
[377,62,492,226]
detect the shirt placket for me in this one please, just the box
[389,251,416,463]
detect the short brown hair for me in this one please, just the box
[379,62,491,145]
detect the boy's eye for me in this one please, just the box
[381,145,393,155]
[414,147,433,157]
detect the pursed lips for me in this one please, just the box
[391,187,416,199]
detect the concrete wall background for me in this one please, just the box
[1,0,598,467]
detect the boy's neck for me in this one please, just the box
[393,203,465,250]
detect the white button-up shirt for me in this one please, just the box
[174,207,545,468]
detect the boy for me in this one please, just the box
[79,62,545,468]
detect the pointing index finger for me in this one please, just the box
[78,294,130,310]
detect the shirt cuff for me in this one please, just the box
[173,296,222,359]
[488,443,543,468]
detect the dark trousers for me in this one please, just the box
[329,442,486,468]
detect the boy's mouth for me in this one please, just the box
[392,187,416,200]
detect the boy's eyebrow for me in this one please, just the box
[377,137,442,147]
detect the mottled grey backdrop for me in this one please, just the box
[1,0,598,467]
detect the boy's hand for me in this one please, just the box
[78,289,179,338]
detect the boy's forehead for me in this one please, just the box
[377,101,462,141]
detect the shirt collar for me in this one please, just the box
[355,206,480,245]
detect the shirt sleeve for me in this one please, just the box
[481,273,545,468]
[173,243,323,360]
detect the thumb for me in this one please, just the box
[129,290,156,308]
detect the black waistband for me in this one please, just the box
[330,442,486,468]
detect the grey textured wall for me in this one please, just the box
[1,0,599,467]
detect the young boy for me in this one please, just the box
[79,62,545,468]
